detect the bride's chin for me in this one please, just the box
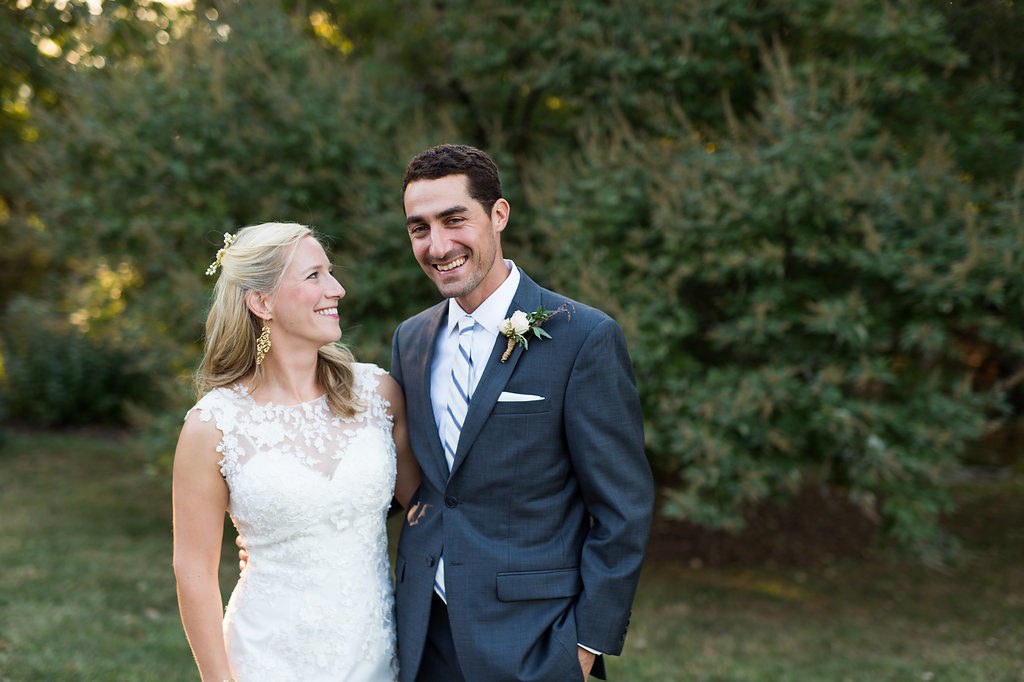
[318,332,343,346]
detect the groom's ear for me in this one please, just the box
[245,290,272,321]
[491,198,510,233]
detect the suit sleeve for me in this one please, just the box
[390,321,405,390]
[564,317,655,655]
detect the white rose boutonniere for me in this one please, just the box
[507,310,531,335]
[499,303,574,362]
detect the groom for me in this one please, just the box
[390,144,654,682]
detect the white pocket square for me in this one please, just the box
[497,391,544,402]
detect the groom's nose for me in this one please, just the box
[428,228,456,260]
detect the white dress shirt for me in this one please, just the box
[429,260,520,431]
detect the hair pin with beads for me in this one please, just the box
[205,232,237,276]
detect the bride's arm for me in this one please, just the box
[172,411,234,682]
[377,373,421,509]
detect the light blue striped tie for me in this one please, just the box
[442,315,475,471]
[435,315,475,602]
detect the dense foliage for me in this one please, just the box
[522,58,1024,559]
[1,296,157,425]
[2,0,1022,557]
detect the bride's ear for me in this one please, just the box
[245,290,272,321]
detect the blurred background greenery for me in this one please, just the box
[1,0,1023,564]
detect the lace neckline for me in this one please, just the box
[229,383,328,409]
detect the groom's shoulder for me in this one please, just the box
[533,283,622,338]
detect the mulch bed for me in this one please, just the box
[645,487,880,567]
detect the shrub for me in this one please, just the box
[0,297,159,426]
[520,48,1024,559]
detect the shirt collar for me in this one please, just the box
[446,259,520,336]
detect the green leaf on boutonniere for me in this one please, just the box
[499,302,574,362]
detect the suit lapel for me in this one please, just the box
[408,303,450,487]
[449,274,542,477]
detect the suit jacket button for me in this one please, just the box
[426,556,435,567]
[444,495,458,508]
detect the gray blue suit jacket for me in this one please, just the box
[390,270,654,682]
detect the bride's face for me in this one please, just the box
[267,237,345,349]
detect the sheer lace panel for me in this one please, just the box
[189,362,395,481]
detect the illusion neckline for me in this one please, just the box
[230,383,328,409]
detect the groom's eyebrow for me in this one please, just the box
[405,205,469,226]
[437,205,468,219]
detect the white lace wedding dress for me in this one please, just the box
[187,362,399,681]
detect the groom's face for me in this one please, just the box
[404,174,509,311]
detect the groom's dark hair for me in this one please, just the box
[403,144,503,215]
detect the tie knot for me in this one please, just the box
[458,315,475,334]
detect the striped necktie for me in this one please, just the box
[442,315,475,471]
[435,315,475,602]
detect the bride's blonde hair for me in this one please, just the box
[197,222,362,418]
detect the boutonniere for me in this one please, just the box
[499,303,574,362]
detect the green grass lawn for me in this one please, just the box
[609,476,1024,682]
[0,429,1021,681]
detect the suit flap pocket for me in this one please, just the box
[496,567,581,602]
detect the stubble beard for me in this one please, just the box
[430,237,499,301]
[433,260,485,300]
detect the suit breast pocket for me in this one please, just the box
[491,397,549,416]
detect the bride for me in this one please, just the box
[172,222,419,681]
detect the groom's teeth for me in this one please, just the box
[437,257,467,272]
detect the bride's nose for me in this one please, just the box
[327,275,345,300]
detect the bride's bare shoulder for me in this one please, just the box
[176,401,225,465]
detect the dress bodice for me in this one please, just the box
[187,361,398,681]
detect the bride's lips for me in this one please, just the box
[434,255,467,273]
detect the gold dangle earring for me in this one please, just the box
[255,322,271,366]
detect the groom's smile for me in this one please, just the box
[435,255,467,272]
